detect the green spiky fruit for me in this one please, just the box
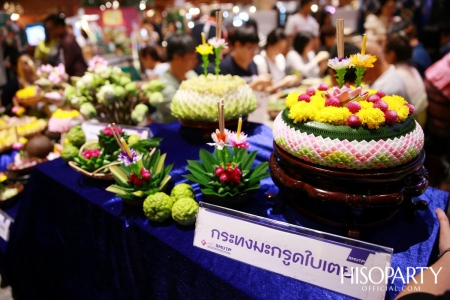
[170,74,257,122]
[172,197,198,226]
[143,192,173,222]
[170,183,195,202]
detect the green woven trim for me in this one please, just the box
[281,109,416,142]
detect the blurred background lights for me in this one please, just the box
[238,12,249,21]
[249,6,256,13]
[105,2,111,8]
[232,6,239,13]
[223,11,229,18]
[311,4,318,12]
[233,19,243,27]
[188,21,194,29]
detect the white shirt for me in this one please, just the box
[145,62,170,79]
[369,65,408,100]
[284,13,319,37]
[286,50,320,78]
[395,63,428,115]
[253,50,286,83]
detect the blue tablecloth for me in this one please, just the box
[3,122,449,300]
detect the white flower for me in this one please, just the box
[81,73,95,89]
[207,37,228,49]
[327,57,352,70]
[96,85,116,105]
[94,65,112,78]
[207,128,231,150]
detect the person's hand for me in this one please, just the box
[436,208,450,254]
[264,75,301,94]
[314,51,330,64]
[249,74,272,91]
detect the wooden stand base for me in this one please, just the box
[269,143,429,238]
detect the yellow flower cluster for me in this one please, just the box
[52,109,80,119]
[196,44,214,56]
[383,95,409,122]
[15,86,38,99]
[356,108,385,129]
[286,89,410,128]
[349,54,377,68]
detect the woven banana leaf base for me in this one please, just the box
[269,142,429,238]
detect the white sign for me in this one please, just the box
[193,205,393,300]
[81,122,152,142]
[0,211,12,241]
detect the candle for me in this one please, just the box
[201,32,206,45]
[120,137,132,159]
[361,33,367,55]
[236,117,242,138]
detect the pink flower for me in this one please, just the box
[12,142,24,150]
[230,131,250,149]
[88,56,109,72]
[37,64,53,78]
[326,86,368,105]
[103,126,123,136]
[82,149,101,159]
[48,64,67,85]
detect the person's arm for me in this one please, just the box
[396,208,450,299]
[253,54,269,76]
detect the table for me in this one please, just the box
[2,122,449,300]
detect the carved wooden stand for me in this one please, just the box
[269,143,429,238]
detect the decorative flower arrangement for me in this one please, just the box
[73,148,113,173]
[64,56,165,125]
[0,172,18,200]
[34,63,69,105]
[106,128,172,203]
[286,87,413,129]
[185,105,269,197]
[197,12,226,76]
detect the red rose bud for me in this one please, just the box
[347,115,361,127]
[373,100,388,112]
[305,87,316,96]
[129,173,138,184]
[346,102,362,113]
[384,110,398,125]
[376,91,386,98]
[231,175,241,184]
[367,94,381,103]
[297,94,311,103]
[405,103,414,115]
[219,173,229,182]
[325,97,340,107]
[134,177,143,186]
[318,83,329,91]
[140,169,151,181]
[234,166,242,175]
[214,166,224,176]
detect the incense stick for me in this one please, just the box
[109,124,125,152]
[336,19,344,58]
[217,10,222,39]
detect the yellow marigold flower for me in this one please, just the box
[310,95,326,109]
[359,101,374,109]
[313,107,351,125]
[288,101,317,123]
[286,92,300,109]
[196,44,214,56]
[356,108,385,129]
[350,54,377,68]
[0,173,6,183]
[366,89,378,96]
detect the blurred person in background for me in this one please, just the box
[388,19,431,78]
[384,32,428,126]
[163,21,177,41]
[220,23,271,91]
[364,0,397,43]
[253,28,301,93]
[1,31,20,82]
[317,25,336,54]
[154,33,197,124]
[140,46,169,80]
[138,19,160,48]
[363,40,408,99]
[439,23,450,59]
[286,31,329,78]
[34,25,59,67]
[284,0,320,43]
[43,14,87,77]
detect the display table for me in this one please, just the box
[3,122,449,300]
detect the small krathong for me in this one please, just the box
[185,102,269,199]
[106,124,172,204]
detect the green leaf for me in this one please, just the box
[241,151,257,171]
[159,175,171,190]
[250,162,269,178]
[106,185,128,195]
[243,184,260,193]
[222,147,232,165]
[187,160,206,171]
[110,166,128,183]
[186,166,211,184]
[199,149,216,173]
[155,153,166,174]
[183,174,209,186]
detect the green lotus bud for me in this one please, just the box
[131,110,145,123]
[69,96,87,109]
[135,103,149,113]
[125,82,138,95]
[120,76,132,86]
[80,102,97,118]
[96,85,116,105]
[149,92,164,105]
[146,79,165,93]
[63,85,77,101]
[114,86,126,100]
